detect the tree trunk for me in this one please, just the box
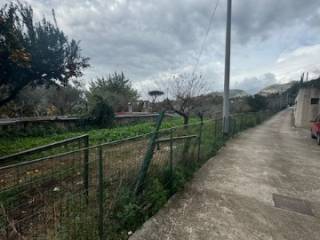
[183,115,189,125]
[182,114,191,161]
[183,115,189,130]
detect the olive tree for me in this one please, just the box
[0,2,89,107]
[87,72,138,112]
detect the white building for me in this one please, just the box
[294,82,320,128]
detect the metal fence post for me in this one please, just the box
[217,119,223,143]
[214,119,217,147]
[232,117,235,135]
[243,114,246,129]
[169,128,174,194]
[259,112,262,123]
[134,111,165,195]
[83,135,89,204]
[197,120,203,163]
[97,146,105,240]
[254,113,257,126]
[234,116,237,133]
[236,116,239,133]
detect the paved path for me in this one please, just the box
[131,109,320,240]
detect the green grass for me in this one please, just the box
[0,117,200,157]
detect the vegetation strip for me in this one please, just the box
[0,112,272,239]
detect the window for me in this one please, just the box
[311,98,319,104]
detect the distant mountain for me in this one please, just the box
[258,81,297,96]
[210,89,249,98]
[230,89,250,98]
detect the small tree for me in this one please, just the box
[148,90,164,112]
[90,96,114,127]
[0,2,89,107]
[165,74,205,125]
[87,72,138,112]
[46,82,85,115]
[148,90,164,104]
[0,86,47,117]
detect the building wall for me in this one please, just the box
[294,88,320,128]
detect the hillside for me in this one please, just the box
[210,89,249,98]
[258,81,297,96]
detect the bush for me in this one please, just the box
[113,188,142,230]
[90,97,115,127]
[247,95,268,112]
[142,178,169,217]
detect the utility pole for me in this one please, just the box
[223,0,232,135]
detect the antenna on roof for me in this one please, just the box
[300,72,304,87]
[52,9,58,28]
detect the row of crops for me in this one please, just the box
[0,117,200,157]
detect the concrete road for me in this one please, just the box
[131,109,320,240]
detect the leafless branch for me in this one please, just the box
[161,73,206,122]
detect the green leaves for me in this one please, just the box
[87,73,138,112]
[0,117,198,156]
[0,2,89,106]
[89,97,115,127]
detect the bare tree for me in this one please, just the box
[165,73,206,125]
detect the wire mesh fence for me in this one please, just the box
[0,111,273,240]
[0,135,89,167]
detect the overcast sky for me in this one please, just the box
[2,0,320,96]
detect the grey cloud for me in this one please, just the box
[1,0,319,94]
[233,73,278,94]
[232,0,320,43]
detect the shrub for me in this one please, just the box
[90,96,115,127]
[113,188,142,230]
[247,95,268,112]
[143,178,169,216]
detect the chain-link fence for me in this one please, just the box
[0,112,272,240]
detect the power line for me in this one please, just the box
[192,0,220,76]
